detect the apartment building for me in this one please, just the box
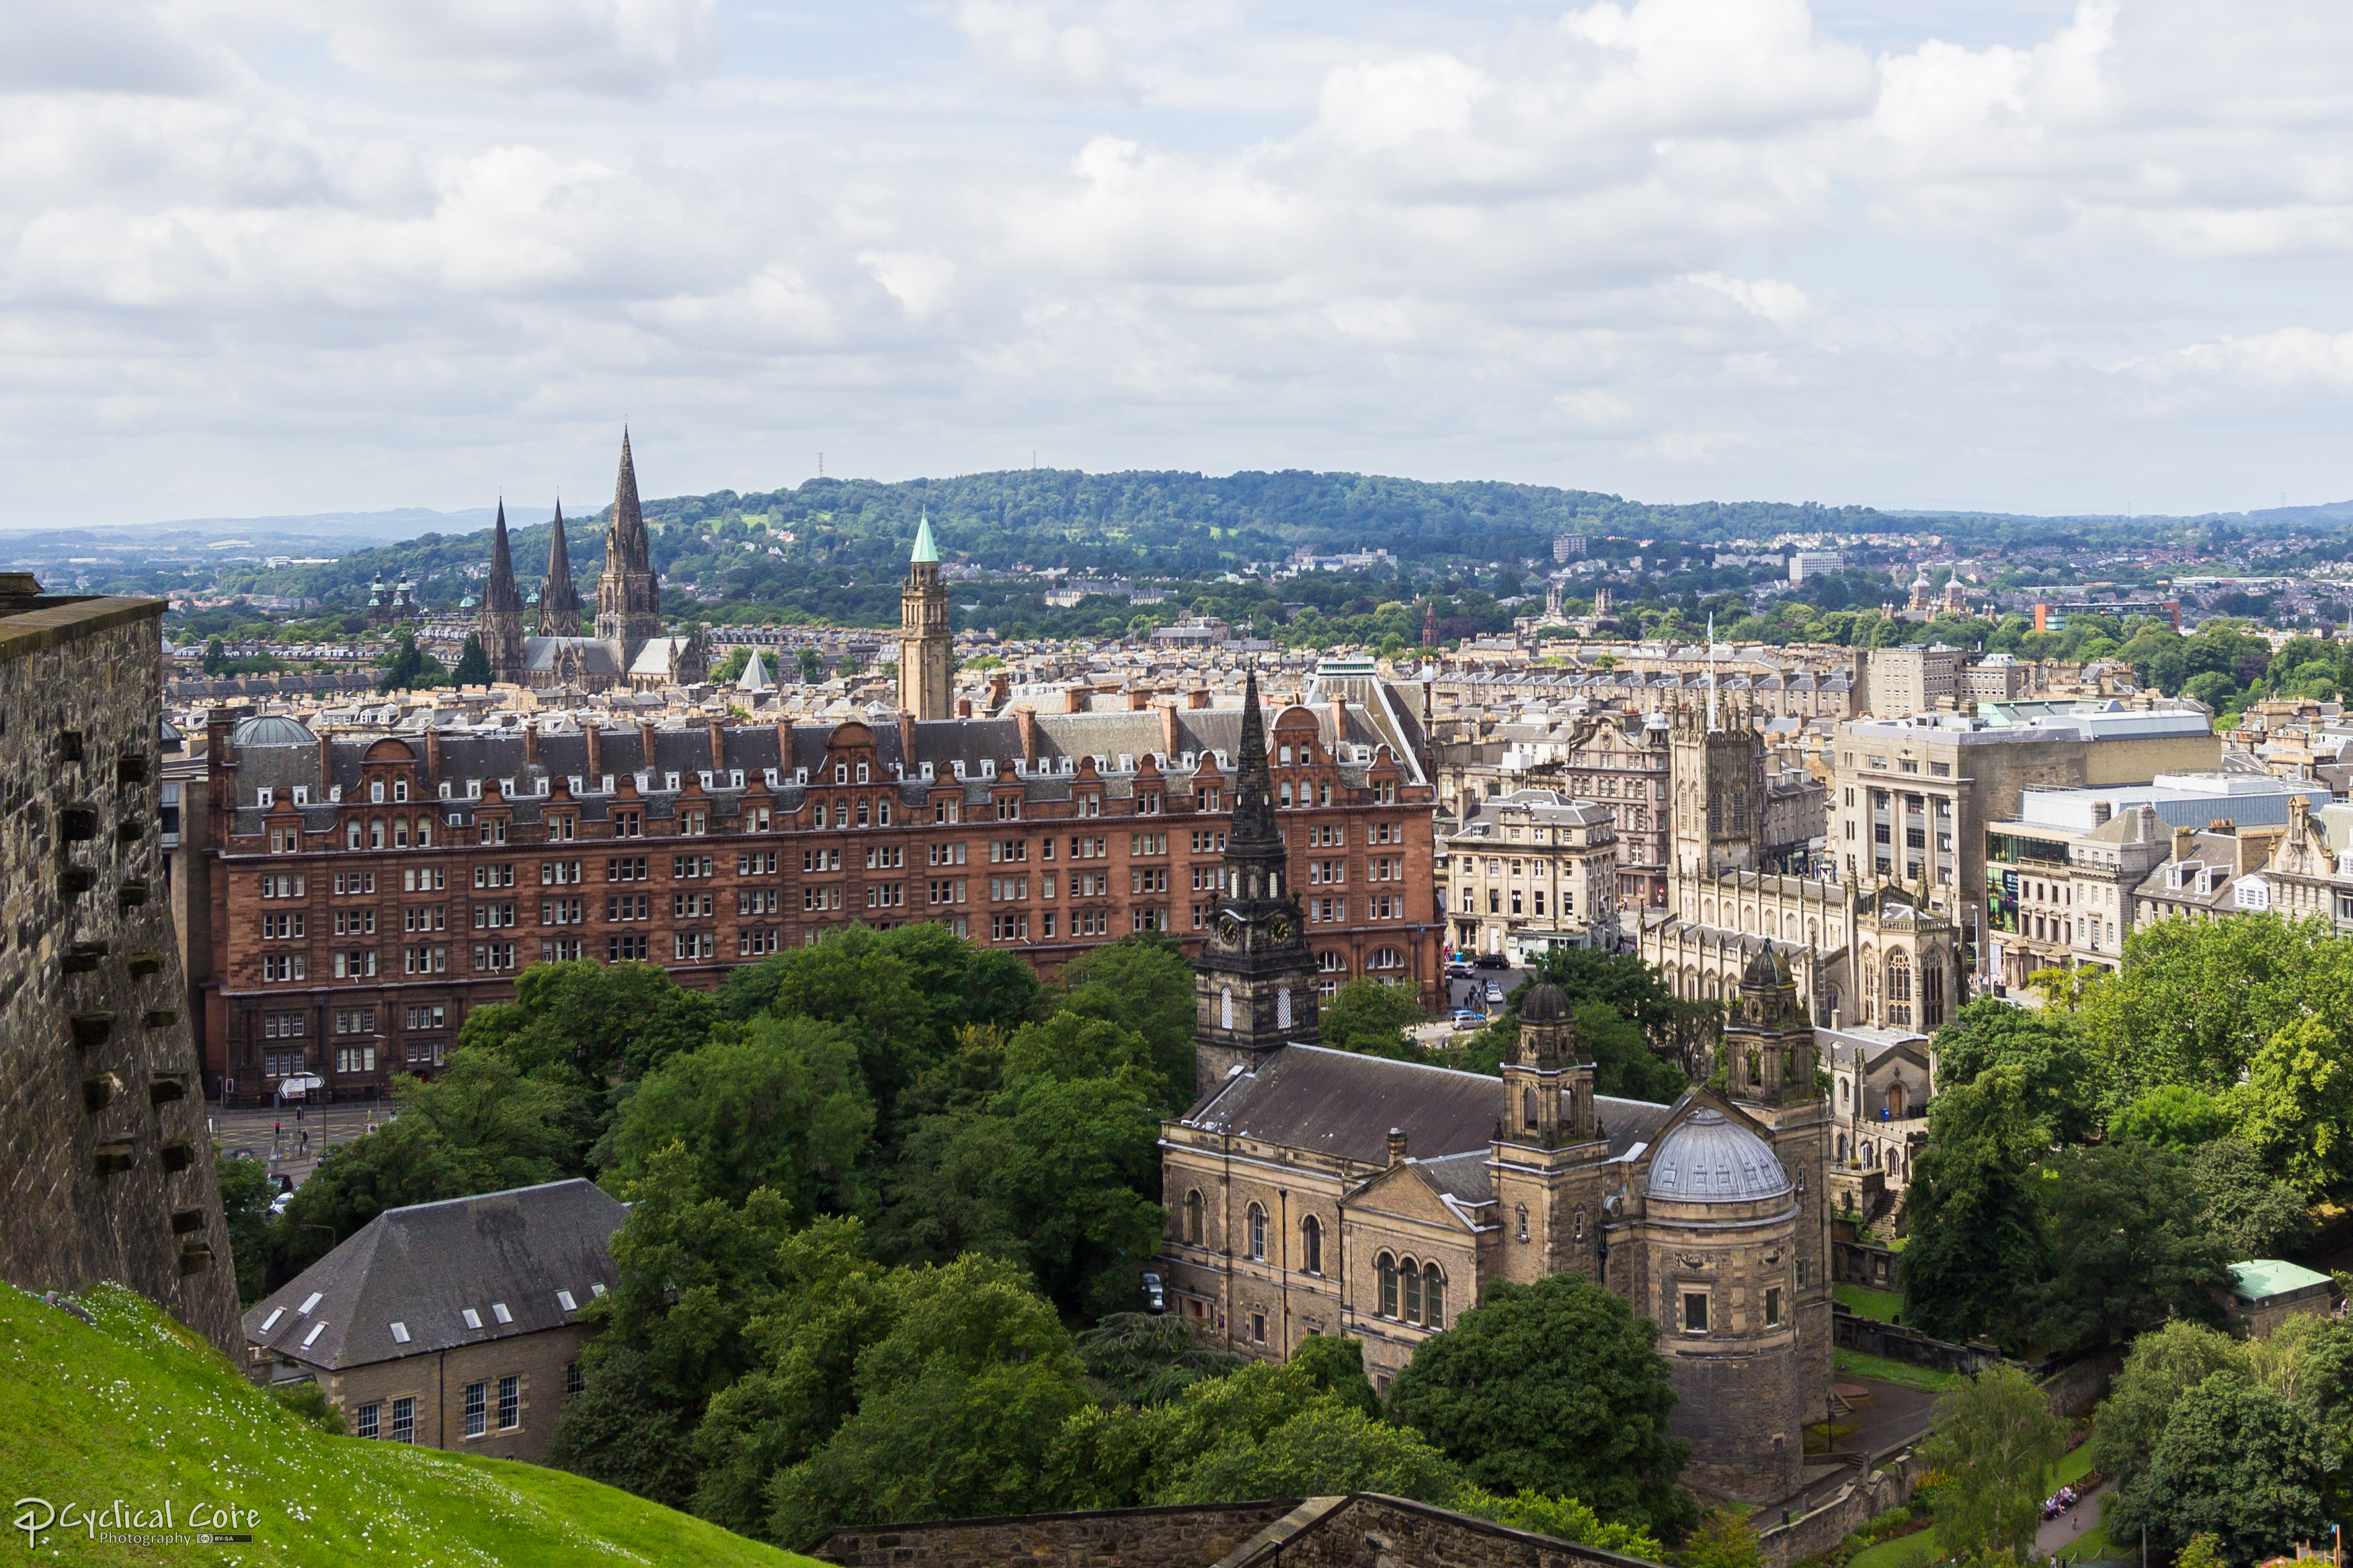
[186,676,1437,1103]
[1439,789,1620,959]
[1863,645,1962,719]
[1982,774,2327,987]
[1825,703,2219,967]
[1434,708,1671,909]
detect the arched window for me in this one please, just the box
[1572,1208,1586,1241]
[1277,988,1292,1030]
[1247,1204,1267,1261]
[1886,950,1912,1028]
[1522,1087,1538,1132]
[1302,1214,1323,1276]
[1371,946,1404,971]
[1220,989,1234,1030]
[1402,1257,1423,1323]
[1378,1253,1398,1317]
[1837,1133,1848,1161]
[1921,959,1945,1027]
[1515,1204,1529,1242]
[1423,1264,1444,1329]
[1316,950,1346,972]
[1185,1190,1203,1245]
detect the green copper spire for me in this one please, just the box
[910,512,939,564]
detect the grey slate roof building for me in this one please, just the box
[244,1178,624,1375]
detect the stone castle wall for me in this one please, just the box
[0,595,241,1357]
[809,1499,1303,1568]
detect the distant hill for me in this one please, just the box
[0,1280,807,1566]
[230,468,1888,616]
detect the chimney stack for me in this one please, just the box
[584,721,602,784]
[708,718,725,774]
[424,725,442,794]
[1388,1127,1408,1167]
[523,721,540,770]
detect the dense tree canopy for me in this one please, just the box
[1387,1273,1693,1536]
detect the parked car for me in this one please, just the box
[1444,962,1472,979]
[269,1191,295,1216]
[1474,954,1511,970]
[1139,1270,1166,1314]
[1484,980,1505,1002]
[1450,1008,1485,1028]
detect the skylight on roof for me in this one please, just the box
[491,1303,512,1324]
[302,1321,327,1348]
[389,1321,410,1344]
[590,1282,606,1297]
[461,1308,483,1329]
[260,1308,284,1333]
[298,1292,322,1315]
[555,1291,577,1313]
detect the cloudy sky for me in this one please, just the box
[9,0,2353,525]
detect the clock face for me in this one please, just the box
[1270,917,1293,945]
[1218,917,1241,947]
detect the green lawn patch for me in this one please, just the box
[1849,1524,1938,1568]
[0,1282,807,1567]
[2054,1442,2098,1489]
[1835,1284,1904,1323]
[1835,1348,1964,1392]
[2055,1513,2112,1563]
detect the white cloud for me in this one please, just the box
[7,0,2353,521]
[953,1,1129,101]
[323,0,719,96]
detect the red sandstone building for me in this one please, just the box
[182,681,1438,1102]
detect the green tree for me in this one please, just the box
[1289,1331,1382,1417]
[1320,977,1426,1061]
[1931,998,2102,1144]
[1454,1487,1663,1560]
[598,1018,875,1214]
[550,1148,820,1510]
[711,646,752,684]
[202,636,227,674]
[2112,1370,2332,1565]
[1673,1508,1765,1568]
[1060,934,1197,1108]
[453,631,490,685]
[2087,1320,2240,1487]
[2114,1084,2233,1149]
[765,1253,1091,1546]
[2188,1139,2312,1260]
[216,1152,277,1305]
[795,646,824,684]
[376,630,450,692]
[1174,1398,1466,1505]
[1076,1313,1247,1406]
[1919,1364,2068,1561]
[1899,1067,2052,1350]
[2223,1014,2353,1200]
[1387,1272,1692,1536]
[461,958,718,1083]
[2026,1141,2229,1354]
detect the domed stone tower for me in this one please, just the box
[1490,979,1608,1287]
[1636,1103,1804,1502]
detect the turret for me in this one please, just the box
[539,501,580,636]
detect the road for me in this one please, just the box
[210,1100,395,1192]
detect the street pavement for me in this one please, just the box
[210,1100,394,1192]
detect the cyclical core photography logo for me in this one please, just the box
[14,1495,261,1550]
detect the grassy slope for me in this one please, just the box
[1834,1284,1903,1323]
[0,1282,811,1568]
[1833,1348,1963,1392]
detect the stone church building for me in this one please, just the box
[1162,675,1831,1505]
[475,432,708,693]
[1638,699,1958,1038]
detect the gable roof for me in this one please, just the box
[241,1178,626,1371]
[1181,1044,1676,1170]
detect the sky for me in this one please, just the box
[9,0,2353,526]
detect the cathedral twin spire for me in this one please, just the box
[475,431,657,684]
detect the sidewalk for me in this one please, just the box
[2033,1481,2113,1560]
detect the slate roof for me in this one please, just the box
[241,1178,625,1372]
[1181,1044,1674,1169]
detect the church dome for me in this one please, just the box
[1740,947,1788,991]
[1520,980,1572,1022]
[1646,1108,1790,1204]
[231,714,316,748]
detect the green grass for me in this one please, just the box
[0,1282,811,1567]
[1835,1348,1964,1392]
[1835,1284,1905,1323]
[2055,1442,2098,1489]
[1849,1526,1937,1568]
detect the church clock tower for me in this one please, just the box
[1193,669,1318,1097]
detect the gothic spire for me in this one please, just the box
[484,499,522,612]
[1230,666,1278,847]
[608,428,648,575]
[539,499,580,636]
